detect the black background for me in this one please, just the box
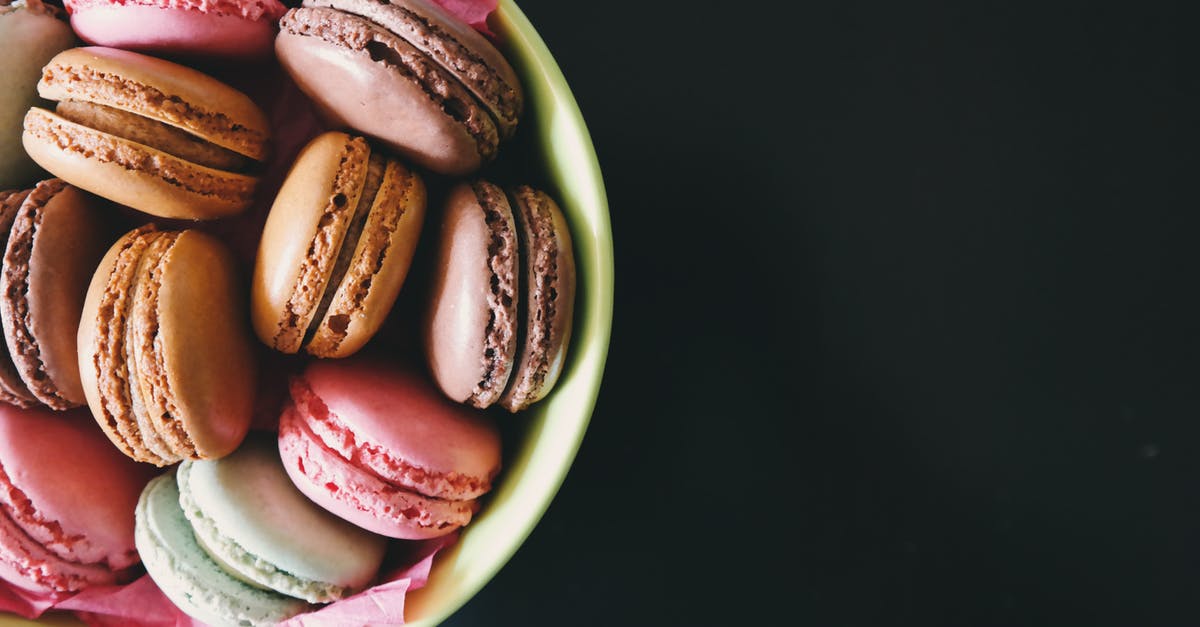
[449,1,1196,626]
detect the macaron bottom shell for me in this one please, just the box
[135,473,309,627]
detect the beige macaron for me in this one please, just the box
[78,225,256,466]
[22,46,270,220]
[252,131,426,358]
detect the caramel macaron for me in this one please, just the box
[424,181,576,412]
[79,225,256,466]
[22,47,270,220]
[0,179,110,410]
[252,131,426,358]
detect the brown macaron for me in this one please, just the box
[252,131,426,358]
[0,189,36,408]
[22,47,270,220]
[276,0,522,175]
[1,179,110,410]
[78,225,256,466]
[424,181,576,412]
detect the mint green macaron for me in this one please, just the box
[135,437,389,625]
[135,472,309,627]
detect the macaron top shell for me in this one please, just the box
[424,181,518,408]
[37,46,270,160]
[0,405,155,571]
[300,359,502,495]
[178,437,386,601]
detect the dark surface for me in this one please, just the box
[449,1,1194,626]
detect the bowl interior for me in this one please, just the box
[402,0,613,624]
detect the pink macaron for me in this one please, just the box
[277,358,501,539]
[0,405,157,593]
[64,0,288,60]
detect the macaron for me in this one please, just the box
[136,471,309,627]
[78,225,256,466]
[65,0,288,60]
[0,179,111,410]
[252,131,426,358]
[0,189,36,408]
[424,181,576,412]
[176,436,386,604]
[0,1,76,190]
[22,46,271,220]
[278,358,502,539]
[0,404,156,593]
[276,0,523,175]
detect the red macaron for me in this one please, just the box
[0,405,157,593]
[277,358,502,539]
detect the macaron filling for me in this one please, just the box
[55,99,251,171]
[2,179,75,409]
[279,6,499,160]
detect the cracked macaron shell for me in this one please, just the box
[0,404,156,592]
[22,46,269,219]
[276,2,508,175]
[252,131,425,358]
[424,181,518,408]
[177,437,386,603]
[1,179,110,410]
[79,226,256,466]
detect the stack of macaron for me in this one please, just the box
[0,0,579,624]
